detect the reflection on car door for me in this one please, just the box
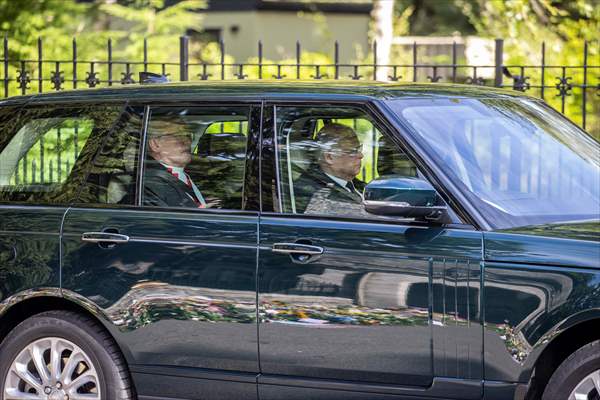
[61,103,261,399]
[256,104,484,399]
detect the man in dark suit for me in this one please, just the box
[294,123,366,215]
[143,119,210,208]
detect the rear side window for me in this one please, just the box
[0,104,124,204]
[141,106,251,210]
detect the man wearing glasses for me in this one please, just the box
[143,119,209,208]
[295,123,366,214]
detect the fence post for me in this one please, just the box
[296,41,301,79]
[38,38,43,93]
[334,41,339,80]
[179,36,189,81]
[143,38,148,72]
[412,41,417,82]
[373,40,377,80]
[107,38,113,86]
[220,40,225,80]
[451,41,457,83]
[541,42,546,99]
[582,41,588,131]
[494,38,504,87]
[3,35,8,98]
[258,40,263,79]
[72,37,77,89]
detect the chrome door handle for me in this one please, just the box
[272,243,324,255]
[81,232,130,244]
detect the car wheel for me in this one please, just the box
[543,339,600,400]
[0,310,135,400]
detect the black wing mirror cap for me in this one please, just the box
[363,176,448,220]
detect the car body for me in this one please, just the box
[0,81,598,400]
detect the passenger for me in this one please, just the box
[143,119,210,208]
[294,123,366,214]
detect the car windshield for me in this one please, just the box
[385,97,600,229]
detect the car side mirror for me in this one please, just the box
[363,176,448,221]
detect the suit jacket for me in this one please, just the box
[293,168,365,214]
[143,159,201,208]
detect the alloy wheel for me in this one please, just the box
[569,370,600,400]
[3,336,101,400]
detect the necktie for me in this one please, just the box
[166,167,206,208]
[345,181,363,200]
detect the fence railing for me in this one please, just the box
[2,36,598,133]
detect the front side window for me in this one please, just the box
[142,106,251,210]
[0,105,124,204]
[386,98,600,229]
[274,106,451,223]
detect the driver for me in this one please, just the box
[294,123,365,214]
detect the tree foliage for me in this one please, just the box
[0,0,205,62]
[97,0,205,61]
[391,0,598,138]
[459,0,599,138]
[0,0,596,136]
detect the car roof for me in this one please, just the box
[1,80,535,106]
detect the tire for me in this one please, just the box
[0,310,135,400]
[543,339,600,400]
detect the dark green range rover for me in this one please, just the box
[0,81,598,400]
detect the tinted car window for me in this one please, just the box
[0,104,124,204]
[141,106,250,210]
[387,98,600,228]
[275,106,429,220]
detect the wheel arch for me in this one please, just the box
[524,311,600,399]
[0,288,134,364]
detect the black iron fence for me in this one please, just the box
[2,36,599,134]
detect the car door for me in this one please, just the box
[61,102,262,399]
[257,103,483,399]
[0,102,106,309]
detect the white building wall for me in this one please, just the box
[201,11,370,63]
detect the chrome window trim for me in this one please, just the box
[272,105,284,213]
[136,105,151,207]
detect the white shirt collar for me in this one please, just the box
[325,173,350,192]
[159,162,185,175]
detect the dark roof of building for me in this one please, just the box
[1,80,532,106]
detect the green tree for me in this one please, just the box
[0,0,206,95]
[388,0,598,139]
[97,0,205,62]
[457,0,599,139]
